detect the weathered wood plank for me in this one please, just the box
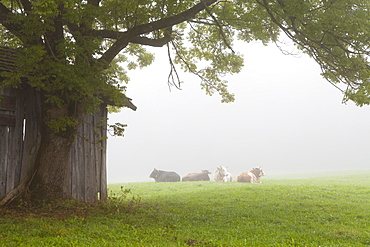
[94,111,102,201]
[4,135,16,191]
[79,119,87,202]
[71,122,85,202]
[0,88,19,194]
[0,95,17,126]
[0,95,16,111]
[0,88,11,199]
[70,135,80,200]
[85,114,96,202]
[0,114,15,126]
[95,109,104,201]
[0,126,9,199]
[99,107,108,200]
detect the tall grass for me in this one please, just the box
[1,171,369,246]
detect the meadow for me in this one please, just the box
[0,171,369,246]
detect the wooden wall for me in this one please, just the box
[70,105,108,202]
[0,87,107,202]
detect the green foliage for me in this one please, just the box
[108,186,141,205]
[1,0,369,112]
[48,115,79,133]
[107,122,127,137]
[1,171,369,246]
[252,0,370,105]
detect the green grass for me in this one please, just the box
[1,171,370,246]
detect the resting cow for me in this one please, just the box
[182,170,211,181]
[214,166,232,182]
[149,168,181,182]
[237,167,265,183]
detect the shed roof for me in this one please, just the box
[0,46,17,72]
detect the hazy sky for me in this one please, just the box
[107,41,370,184]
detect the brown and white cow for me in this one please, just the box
[237,167,265,183]
[182,170,211,181]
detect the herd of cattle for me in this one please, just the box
[149,166,265,183]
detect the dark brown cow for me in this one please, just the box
[149,168,181,182]
[182,170,211,181]
[237,167,265,183]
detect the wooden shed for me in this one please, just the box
[0,46,136,203]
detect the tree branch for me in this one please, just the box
[88,0,101,7]
[99,0,218,65]
[166,43,182,90]
[19,0,32,12]
[130,36,172,47]
[44,4,65,58]
[90,29,172,47]
[203,2,235,53]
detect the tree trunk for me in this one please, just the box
[30,130,74,201]
[29,100,79,202]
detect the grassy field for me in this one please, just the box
[1,171,369,246]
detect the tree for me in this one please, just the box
[0,0,369,203]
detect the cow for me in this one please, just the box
[182,170,211,181]
[149,168,181,182]
[237,167,265,183]
[214,166,232,182]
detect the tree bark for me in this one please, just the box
[29,100,79,202]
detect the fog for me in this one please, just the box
[107,42,370,184]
